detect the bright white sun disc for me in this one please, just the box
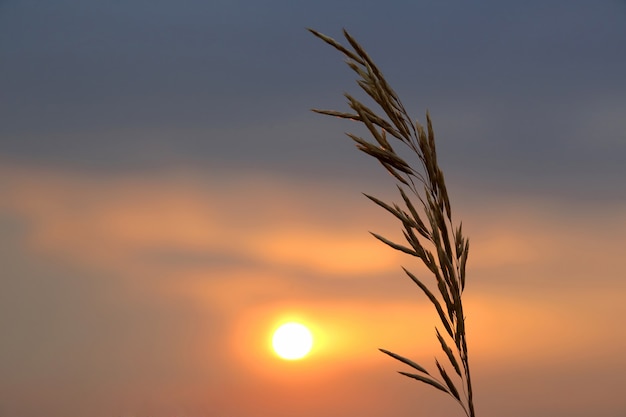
[272,322,313,360]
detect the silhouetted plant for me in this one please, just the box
[310,28,476,417]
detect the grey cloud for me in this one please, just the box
[0,0,625,196]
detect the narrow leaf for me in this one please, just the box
[435,360,461,400]
[436,327,462,376]
[454,222,464,259]
[460,239,469,290]
[402,267,454,338]
[364,193,408,223]
[311,108,360,121]
[381,161,410,185]
[342,29,381,81]
[370,232,418,257]
[397,186,429,239]
[307,28,365,65]
[379,348,429,374]
[398,371,449,394]
[402,229,425,259]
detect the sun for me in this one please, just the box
[272,322,313,360]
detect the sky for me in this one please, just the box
[1,1,626,416]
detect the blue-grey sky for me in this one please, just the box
[1,2,626,417]
[2,1,625,195]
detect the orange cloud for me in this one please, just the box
[0,165,403,279]
[2,164,626,417]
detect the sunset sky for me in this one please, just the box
[1,1,626,416]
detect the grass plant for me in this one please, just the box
[309,28,476,417]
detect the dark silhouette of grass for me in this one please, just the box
[309,28,476,417]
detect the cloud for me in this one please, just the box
[1,165,403,277]
[2,164,626,416]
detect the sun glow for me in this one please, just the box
[272,322,314,360]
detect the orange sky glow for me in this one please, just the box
[1,164,625,416]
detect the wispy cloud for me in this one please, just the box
[1,163,626,416]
